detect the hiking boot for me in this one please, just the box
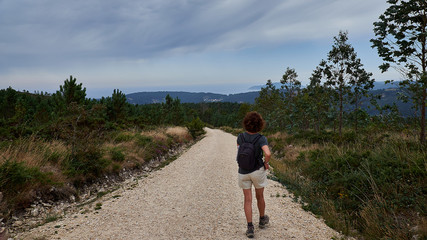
[246,225,254,238]
[259,215,269,229]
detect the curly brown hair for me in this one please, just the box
[243,111,265,133]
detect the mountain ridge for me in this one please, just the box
[125,83,415,117]
[126,91,260,104]
[125,81,400,105]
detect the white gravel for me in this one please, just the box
[16,128,339,240]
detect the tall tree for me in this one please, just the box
[307,62,334,133]
[349,58,375,132]
[281,67,302,130]
[371,0,427,143]
[107,89,127,122]
[53,75,86,113]
[281,67,301,101]
[254,80,285,130]
[322,31,372,136]
[162,94,185,125]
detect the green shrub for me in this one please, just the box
[63,145,110,179]
[110,147,125,162]
[112,163,121,172]
[45,214,59,223]
[142,140,169,160]
[44,149,62,163]
[136,135,153,147]
[114,132,134,143]
[186,117,205,138]
[0,159,52,197]
[269,130,427,239]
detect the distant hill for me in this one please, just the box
[126,91,260,105]
[126,86,418,117]
[362,88,415,116]
[247,81,398,91]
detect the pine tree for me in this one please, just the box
[307,62,334,133]
[281,67,301,130]
[371,0,427,143]
[53,75,87,114]
[254,80,285,130]
[321,31,373,136]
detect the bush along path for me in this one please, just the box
[15,129,340,240]
[2,126,194,237]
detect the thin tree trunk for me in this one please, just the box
[420,25,426,144]
[420,29,427,143]
[355,93,359,133]
[421,88,426,144]
[339,90,343,137]
[316,108,320,133]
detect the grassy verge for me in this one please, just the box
[267,130,426,240]
[0,126,193,219]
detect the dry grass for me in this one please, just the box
[141,126,191,143]
[103,127,190,165]
[358,196,415,240]
[166,126,190,139]
[0,137,68,167]
[142,129,168,142]
[319,194,349,234]
[268,129,426,240]
[0,126,193,217]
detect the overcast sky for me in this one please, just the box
[0,0,400,98]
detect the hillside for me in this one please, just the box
[125,87,416,117]
[126,91,259,104]
[247,81,399,91]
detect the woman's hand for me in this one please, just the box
[261,145,271,171]
[264,161,269,170]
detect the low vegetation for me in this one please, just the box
[268,129,426,239]
[0,77,205,220]
[0,126,193,218]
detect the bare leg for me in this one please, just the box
[255,187,265,217]
[243,188,252,223]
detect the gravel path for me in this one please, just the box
[16,128,339,240]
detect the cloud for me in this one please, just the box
[0,0,392,95]
[0,1,387,64]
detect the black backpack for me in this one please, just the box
[237,133,262,171]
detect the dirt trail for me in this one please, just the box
[16,128,339,240]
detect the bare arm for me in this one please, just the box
[261,145,271,170]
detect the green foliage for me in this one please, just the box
[45,215,59,223]
[371,0,427,143]
[136,135,153,147]
[162,94,186,125]
[106,89,127,122]
[281,67,301,104]
[63,145,110,179]
[44,150,62,164]
[0,159,52,197]
[94,202,102,210]
[0,78,201,220]
[184,102,242,128]
[186,117,205,138]
[319,31,374,136]
[114,132,134,143]
[254,80,286,131]
[52,75,87,114]
[269,131,426,239]
[110,147,125,162]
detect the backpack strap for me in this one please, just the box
[238,133,245,144]
[252,134,262,144]
[241,133,262,144]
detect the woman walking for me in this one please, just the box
[237,112,271,238]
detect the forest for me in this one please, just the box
[1,0,426,239]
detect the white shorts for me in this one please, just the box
[238,167,268,189]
